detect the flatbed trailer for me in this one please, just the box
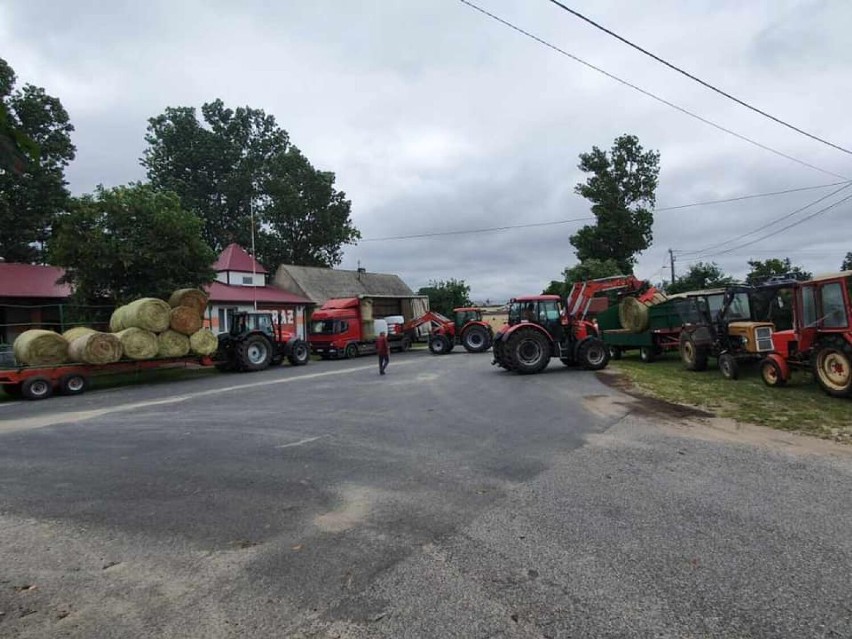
[597,300,683,363]
[0,356,214,400]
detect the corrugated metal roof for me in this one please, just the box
[273,264,415,305]
[0,263,71,299]
[207,281,310,305]
[212,243,268,274]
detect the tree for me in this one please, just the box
[745,258,811,285]
[543,258,621,296]
[417,279,471,318]
[0,57,75,263]
[842,252,852,271]
[667,262,733,294]
[143,99,359,268]
[570,134,660,273]
[50,184,216,304]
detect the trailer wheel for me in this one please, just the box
[760,358,787,387]
[59,373,89,396]
[813,338,852,397]
[429,335,451,355]
[237,335,273,371]
[21,377,53,401]
[578,338,610,371]
[507,328,550,374]
[680,334,708,372]
[608,346,622,361]
[639,346,656,364]
[344,343,359,359]
[718,353,739,380]
[287,339,310,366]
[461,325,490,353]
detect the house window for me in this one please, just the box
[218,308,226,332]
[242,276,253,285]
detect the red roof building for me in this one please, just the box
[0,263,73,344]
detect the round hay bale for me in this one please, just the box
[115,327,158,360]
[157,330,190,358]
[118,298,171,332]
[169,306,203,336]
[13,330,69,366]
[619,297,651,333]
[62,326,97,342]
[109,306,127,332]
[68,332,123,365]
[168,288,208,316]
[189,328,218,356]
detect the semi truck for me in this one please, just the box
[308,295,430,359]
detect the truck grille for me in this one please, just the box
[755,326,773,352]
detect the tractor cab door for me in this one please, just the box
[538,300,563,338]
[251,313,276,339]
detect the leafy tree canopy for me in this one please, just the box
[417,279,471,318]
[745,258,812,285]
[842,252,852,272]
[0,57,75,263]
[667,262,733,294]
[50,184,216,304]
[570,134,660,273]
[544,258,622,297]
[143,99,359,268]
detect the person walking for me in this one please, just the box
[376,330,390,375]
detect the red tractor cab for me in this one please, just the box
[760,271,852,397]
[426,307,493,355]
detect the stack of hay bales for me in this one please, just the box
[618,291,670,333]
[13,330,69,366]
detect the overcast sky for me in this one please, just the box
[3,0,851,301]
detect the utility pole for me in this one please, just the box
[668,248,676,285]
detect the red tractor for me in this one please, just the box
[760,272,852,397]
[215,311,310,372]
[492,275,657,375]
[397,308,493,355]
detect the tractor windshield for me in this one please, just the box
[724,293,751,321]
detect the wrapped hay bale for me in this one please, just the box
[109,306,127,332]
[157,330,190,358]
[68,332,123,365]
[169,306,203,335]
[115,327,159,360]
[117,298,171,332]
[168,288,208,316]
[13,330,69,366]
[189,328,218,356]
[62,326,97,342]
[619,297,651,333]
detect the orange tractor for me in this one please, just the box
[396,307,493,355]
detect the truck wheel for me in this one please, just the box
[680,334,708,372]
[578,338,610,371]
[812,338,852,397]
[21,377,53,401]
[608,346,622,361]
[760,358,787,387]
[718,353,739,380]
[287,339,310,366]
[400,336,412,352]
[461,325,490,353]
[59,373,89,395]
[344,343,359,359]
[639,346,656,364]
[429,335,451,355]
[237,335,273,371]
[507,328,550,374]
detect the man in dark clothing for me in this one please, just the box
[376,331,390,375]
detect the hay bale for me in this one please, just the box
[619,297,651,333]
[68,332,123,365]
[13,330,69,366]
[62,326,97,342]
[189,328,218,356]
[115,327,159,360]
[169,306,203,335]
[112,298,171,333]
[157,330,190,358]
[168,289,208,316]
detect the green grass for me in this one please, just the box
[609,353,852,442]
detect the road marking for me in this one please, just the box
[276,435,328,449]
[0,361,418,434]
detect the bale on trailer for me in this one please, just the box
[115,327,159,360]
[169,306,203,335]
[189,328,218,356]
[618,292,669,333]
[68,332,123,365]
[111,298,171,333]
[168,289,208,316]
[13,330,69,366]
[157,330,190,358]
[62,326,97,342]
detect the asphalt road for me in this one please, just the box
[0,350,850,638]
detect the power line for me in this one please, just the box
[457,0,848,180]
[655,181,848,212]
[545,0,852,157]
[359,216,594,242]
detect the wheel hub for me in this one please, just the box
[248,344,267,364]
[821,351,850,389]
[518,339,542,364]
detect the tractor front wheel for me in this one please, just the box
[237,335,273,371]
[506,328,550,375]
[760,358,787,388]
[461,325,491,353]
[429,334,452,355]
[578,338,610,371]
[680,334,709,372]
[287,339,310,366]
[718,353,739,380]
[813,339,852,397]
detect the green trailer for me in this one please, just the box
[597,298,684,363]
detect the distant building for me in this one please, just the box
[273,264,415,307]
[0,263,72,344]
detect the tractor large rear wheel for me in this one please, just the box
[506,328,550,375]
[680,333,709,372]
[287,339,310,366]
[813,338,852,397]
[578,338,610,371]
[237,335,273,372]
[461,325,491,353]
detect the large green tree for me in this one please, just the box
[745,257,811,285]
[544,258,621,297]
[418,279,471,318]
[570,134,660,273]
[143,99,359,268]
[50,184,216,304]
[667,262,733,294]
[0,57,75,263]
[841,252,852,271]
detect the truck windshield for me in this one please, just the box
[311,320,340,335]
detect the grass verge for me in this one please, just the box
[608,353,851,443]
